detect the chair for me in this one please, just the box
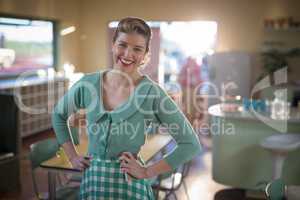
[29,138,79,200]
[265,179,287,200]
[260,133,300,180]
[152,161,191,200]
[260,133,300,200]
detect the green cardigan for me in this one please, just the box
[52,70,201,170]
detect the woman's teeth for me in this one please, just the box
[120,58,133,65]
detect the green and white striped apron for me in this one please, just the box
[79,157,154,200]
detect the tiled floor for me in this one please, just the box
[0,130,263,200]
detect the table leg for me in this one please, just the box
[48,171,56,200]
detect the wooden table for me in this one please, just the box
[40,133,173,200]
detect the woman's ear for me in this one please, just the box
[140,52,151,67]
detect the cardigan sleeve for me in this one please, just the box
[153,86,202,170]
[52,78,85,145]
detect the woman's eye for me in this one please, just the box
[134,48,143,52]
[118,43,126,48]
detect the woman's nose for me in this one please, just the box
[124,48,133,58]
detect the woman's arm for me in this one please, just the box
[62,141,90,170]
[145,159,171,178]
[151,86,202,170]
[52,80,85,144]
[120,152,171,179]
[120,85,202,179]
[52,78,89,170]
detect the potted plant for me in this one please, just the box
[259,48,300,83]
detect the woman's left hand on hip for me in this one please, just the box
[119,152,148,180]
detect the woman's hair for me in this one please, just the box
[113,17,152,52]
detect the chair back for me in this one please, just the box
[29,138,60,169]
[29,113,84,170]
[28,112,85,199]
[265,179,287,200]
[152,161,191,199]
[29,138,60,199]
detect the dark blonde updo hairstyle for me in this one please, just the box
[112,17,152,53]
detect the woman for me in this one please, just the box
[52,17,201,200]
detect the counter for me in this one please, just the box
[208,104,300,189]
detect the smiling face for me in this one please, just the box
[112,32,147,74]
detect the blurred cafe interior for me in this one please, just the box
[0,0,300,199]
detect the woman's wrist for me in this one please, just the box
[143,167,149,179]
[68,155,77,162]
[142,159,172,179]
[144,166,153,179]
[62,141,79,161]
